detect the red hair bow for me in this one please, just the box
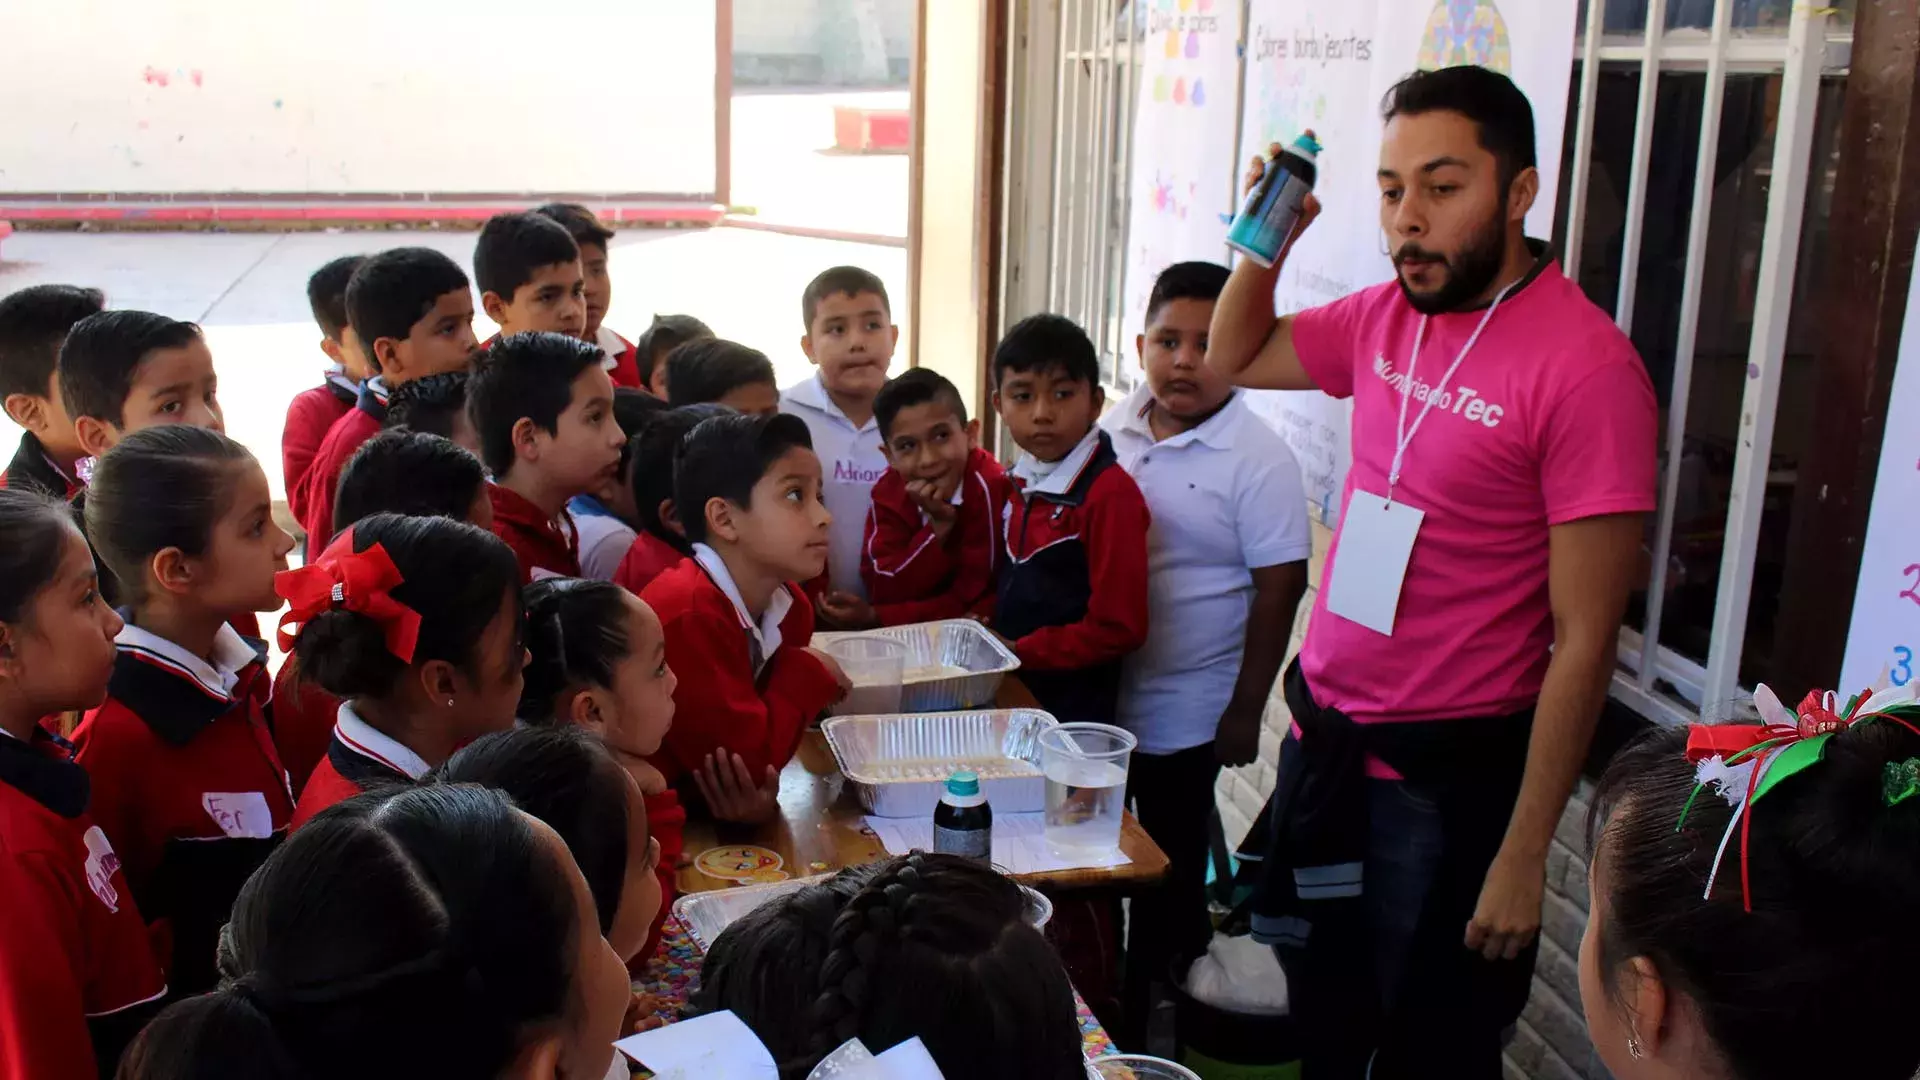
[274,529,421,664]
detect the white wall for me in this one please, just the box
[0,0,717,196]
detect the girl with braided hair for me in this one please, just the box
[693,852,1085,1079]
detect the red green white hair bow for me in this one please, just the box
[1680,681,1920,912]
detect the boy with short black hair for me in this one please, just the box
[1101,260,1312,1007]
[59,309,224,460]
[781,265,898,601]
[466,331,627,583]
[475,211,586,342]
[634,313,714,399]
[815,368,1004,628]
[666,338,780,416]
[295,247,478,544]
[0,283,105,497]
[534,202,642,388]
[382,370,478,456]
[639,412,848,823]
[992,313,1150,726]
[283,254,369,527]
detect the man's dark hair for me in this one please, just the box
[802,266,891,329]
[345,248,470,366]
[58,310,204,426]
[1382,66,1537,188]
[666,339,776,408]
[673,412,813,544]
[0,284,106,400]
[533,203,614,254]
[307,255,368,341]
[634,313,713,387]
[991,313,1098,389]
[333,429,488,535]
[474,212,581,300]
[874,368,968,440]
[466,331,606,477]
[1145,260,1231,326]
[383,371,468,439]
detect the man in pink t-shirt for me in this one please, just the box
[1209,67,1656,1078]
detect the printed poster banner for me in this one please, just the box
[1120,0,1246,385]
[1231,0,1580,525]
[1840,236,1920,695]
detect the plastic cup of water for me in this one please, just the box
[1086,1054,1203,1080]
[1040,722,1137,859]
[826,635,907,714]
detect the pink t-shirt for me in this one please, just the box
[1292,255,1657,738]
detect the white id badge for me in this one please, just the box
[1324,490,1424,636]
[202,792,276,839]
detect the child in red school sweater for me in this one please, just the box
[296,248,479,546]
[991,315,1151,726]
[279,512,524,827]
[535,202,644,387]
[0,284,104,499]
[468,331,628,583]
[72,426,298,997]
[0,489,167,1079]
[817,368,1005,629]
[613,403,728,596]
[282,254,369,527]
[640,413,850,823]
[270,429,492,791]
[477,210,588,343]
[515,578,682,965]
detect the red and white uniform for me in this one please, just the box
[0,726,167,1079]
[861,446,1005,625]
[72,623,293,998]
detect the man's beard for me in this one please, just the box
[1393,202,1509,315]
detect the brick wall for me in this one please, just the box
[1217,519,1610,1079]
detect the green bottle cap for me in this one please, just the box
[947,770,981,797]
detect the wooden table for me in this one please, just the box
[675,676,1170,896]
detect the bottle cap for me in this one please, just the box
[946,770,981,797]
[1292,131,1323,159]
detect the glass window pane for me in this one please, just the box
[1605,0,1854,33]
[1554,63,1642,317]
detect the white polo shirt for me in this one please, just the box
[781,373,889,598]
[1101,387,1313,754]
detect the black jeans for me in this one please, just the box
[1125,743,1222,998]
[1272,734,1535,1080]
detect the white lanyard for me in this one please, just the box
[1387,279,1518,503]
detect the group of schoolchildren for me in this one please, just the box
[0,201,1314,1080]
[7,203,1907,1080]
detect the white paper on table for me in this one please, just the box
[613,1011,778,1078]
[862,812,1132,874]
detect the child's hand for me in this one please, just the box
[905,480,961,538]
[817,590,880,630]
[1214,701,1263,768]
[694,751,783,824]
[964,614,1019,653]
[805,646,855,697]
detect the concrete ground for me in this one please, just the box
[0,225,907,504]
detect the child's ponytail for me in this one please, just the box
[1591,690,1920,1080]
[114,985,297,1080]
[85,425,252,599]
[517,578,632,722]
[285,513,519,700]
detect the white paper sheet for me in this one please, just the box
[613,1011,778,1078]
[863,812,1132,874]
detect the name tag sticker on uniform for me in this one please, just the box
[202,792,275,840]
[1325,490,1424,636]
